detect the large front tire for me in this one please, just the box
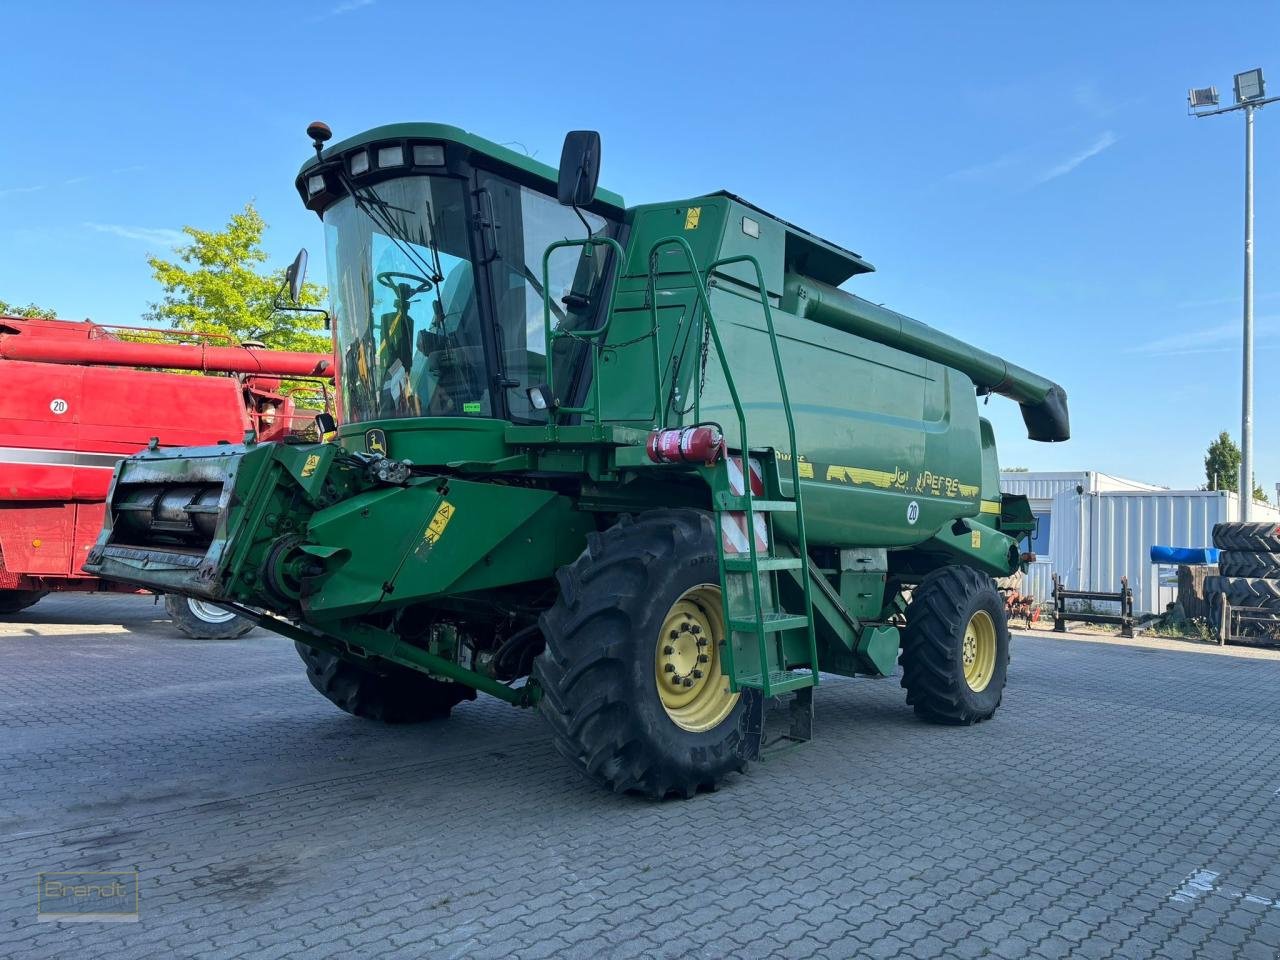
[900,565,1010,725]
[295,643,475,723]
[533,510,755,799]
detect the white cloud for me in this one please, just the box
[1132,316,1280,356]
[326,0,374,16]
[944,149,1025,183]
[2,166,142,199]
[1033,131,1118,185]
[85,222,187,247]
[0,184,46,199]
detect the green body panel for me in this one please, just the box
[85,121,1066,705]
[302,475,590,620]
[700,286,985,549]
[857,626,901,677]
[335,416,509,465]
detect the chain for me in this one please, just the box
[671,318,712,417]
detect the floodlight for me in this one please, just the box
[1188,86,1219,109]
[1234,68,1265,103]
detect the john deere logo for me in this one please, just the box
[365,429,387,455]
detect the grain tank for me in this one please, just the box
[86,122,1066,797]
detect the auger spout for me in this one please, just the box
[781,275,1069,442]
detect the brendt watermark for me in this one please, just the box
[37,872,138,922]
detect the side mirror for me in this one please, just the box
[557,130,601,207]
[285,249,309,304]
[314,412,337,437]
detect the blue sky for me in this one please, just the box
[2,1,1276,491]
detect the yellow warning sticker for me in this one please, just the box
[423,500,455,545]
[684,207,701,230]
[971,530,982,549]
[301,454,321,478]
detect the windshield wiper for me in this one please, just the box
[329,163,441,284]
[422,200,445,284]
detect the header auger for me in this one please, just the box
[86,121,1066,797]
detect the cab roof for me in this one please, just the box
[303,122,627,212]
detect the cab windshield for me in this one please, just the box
[322,173,614,424]
[324,177,484,421]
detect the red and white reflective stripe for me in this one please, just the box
[720,513,752,554]
[722,456,770,556]
[720,511,770,556]
[726,456,764,497]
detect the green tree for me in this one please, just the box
[145,203,328,353]
[0,298,57,319]
[1204,430,1267,501]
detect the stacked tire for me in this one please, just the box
[1207,522,1280,630]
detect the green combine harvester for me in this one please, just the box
[86,122,1068,798]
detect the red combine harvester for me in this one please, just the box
[0,315,333,637]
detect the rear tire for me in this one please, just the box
[0,589,47,615]
[295,642,474,723]
[1218,551,1280,579]
[165,594,255,639]
[900,565,1009,725]
[1213,522,1280,553]
[1204,576,1280,612]
[533,509,756,799]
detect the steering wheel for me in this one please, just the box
[376,272,433,297]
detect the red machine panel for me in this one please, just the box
[0,359,248,501]
[0,316,333,595]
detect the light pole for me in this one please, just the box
[1189,68,1277,520]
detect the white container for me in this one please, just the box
[1048,488,1280,615]
[999,471,1164,607]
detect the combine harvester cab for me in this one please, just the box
[88,122,1066,797]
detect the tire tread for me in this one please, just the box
[899,565,1009,726]
[532,509,751,799]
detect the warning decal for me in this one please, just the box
[423,500,456,545]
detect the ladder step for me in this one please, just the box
[721,498,796,513]
[724,556,804,572]
[729,612,810,633]
[734,670,816,694]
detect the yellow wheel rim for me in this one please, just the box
[962,610,997,693]
[655,584,740,733]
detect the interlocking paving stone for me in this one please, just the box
[2,594,1278,958]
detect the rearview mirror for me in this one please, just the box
[285,249,309,304]
[557,131,601,207]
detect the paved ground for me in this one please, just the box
[2,594,1279,959]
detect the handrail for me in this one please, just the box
[540,236,662,425]
[645,238,766,648]
[705,254,818,689]
[644,238,817,694]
